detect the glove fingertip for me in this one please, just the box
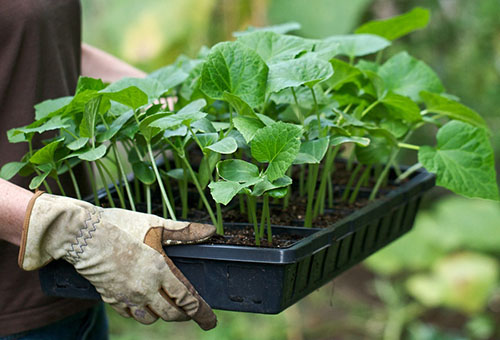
[193,300,217,331]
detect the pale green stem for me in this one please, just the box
[53,173,67,197]
[181,157,218,228]
[291,87,304,124]
[112,144,136,211]
[283,167,292,209]
[361,100,380,117]
[96,159,126,209]
[95,161,116,208]
[299,165,305,197]
[65,161,81,200]
[397,142,420,151]
[313,145,340,217]
[147,143,176,219]
[305,164,320,228]
[146,185,151,214]
[396,162,423,184]
[327,174,333,208]
[349,165,372,204]
[341,163,363,202]
[248,195,260,246]
[369,150,399,201]
[85,162,99,205]
[310,87,321,133]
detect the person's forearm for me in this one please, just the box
[81,43,146,83]
[0,179,33,246]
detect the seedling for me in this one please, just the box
[2,7,498,247]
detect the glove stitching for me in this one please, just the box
[65,207,101,263]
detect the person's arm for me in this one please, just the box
[81,43,146,82]
[0,179,33,246]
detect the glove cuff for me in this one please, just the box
[18,191,46,270]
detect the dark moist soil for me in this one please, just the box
[206,226,304,248]
[108,162,407,248]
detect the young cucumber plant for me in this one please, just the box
[2,7,498,247]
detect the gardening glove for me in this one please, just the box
[18,192,217,330]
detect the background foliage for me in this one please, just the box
[82,0,500,339]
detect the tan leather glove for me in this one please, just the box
[18,192,217,330]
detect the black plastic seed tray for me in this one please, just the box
[39,169,435,313]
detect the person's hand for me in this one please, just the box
[18,192,217,330]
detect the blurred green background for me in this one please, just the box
[82,1,500,339]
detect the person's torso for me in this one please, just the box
[0,1,97,336]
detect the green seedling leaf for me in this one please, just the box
[355,7,430,41]
[191,118,216,133]
[79,96,102,140]
[97,110,135,142]
[150,99,207,129]
[7,128,30,143]
[13,116,71,136]
[100,85,148,110]
[251,122,302,181]
[73,144,108,162]
[293,137,330,164]
[180,62,203,100]
[200,41,268,108]
[103,77,165,101]
[356,59,379,73]
[268,187,288,199]
[29,170,51,190]
[306,38,341,61]
[227,130,247,149]
[217,159,260,183]
[380,119,409,138]
[330,136,370,147]
[356,135,393,165]
[267,54,334,93]
[420,91,487,129]
[419,121,499,200]
[252,176,292,196]
[108,102,131,117]
[378,52,444,101]
[237,31,312,64]
[325,59,362,90]
[196,133,219,149]
[233,22,301,37]
[30,140,61,165]
[233,116,265,143]
[0,161,28,180]
[206,137,238,154]
[34,96,72,121]
[163,125,188,138]
[271,84,326,109]
[148,64,189,91]
[208,181,248,205]
[164,168,190,181]
[381,92,422,122]
[67,137,89,151]
[132,161,155,185]
[198,151,220,188]
[209,178,262,205]
[212,122,231,132]
[334,108,365,127]
[324,34,390,58]
[139,112,170,142]
[223,92,257,118]
[76,77,106,94]
[120,123,139,140]
[256,113,275,126]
